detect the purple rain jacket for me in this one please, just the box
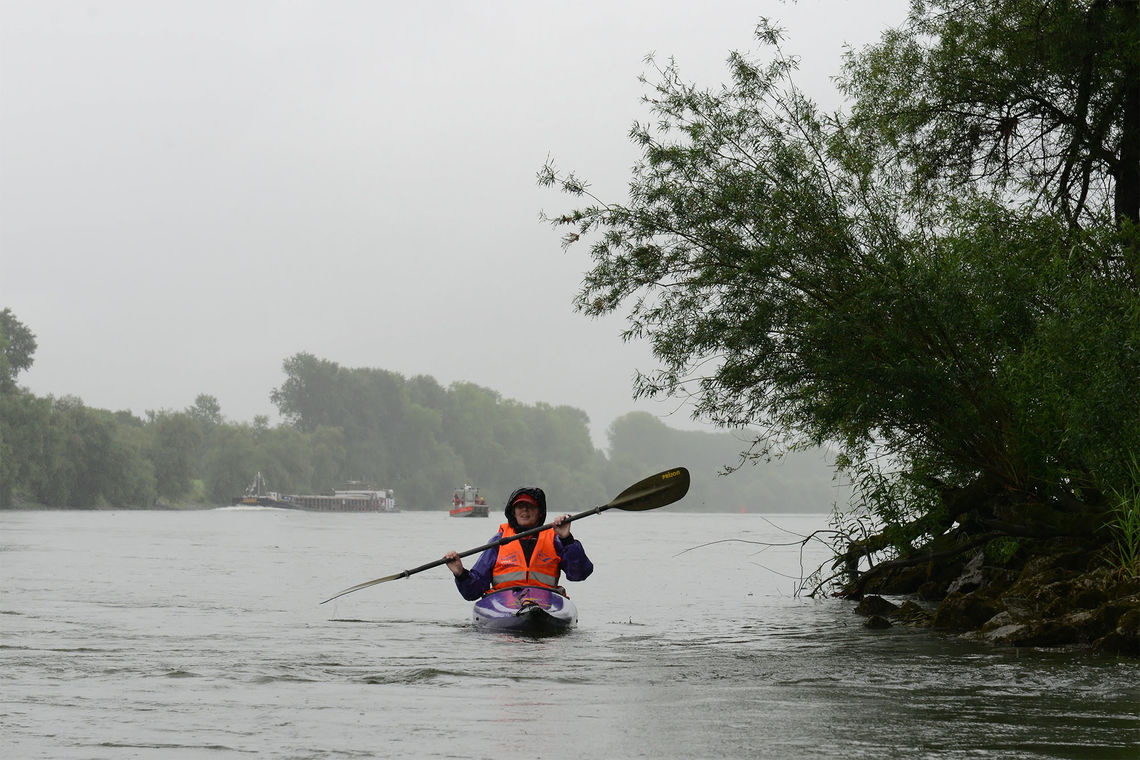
[453,530,594,601]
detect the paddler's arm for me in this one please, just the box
[553,514,593,581]
[445,535,500,601]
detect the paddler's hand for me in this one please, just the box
[553,513,572,540]
[444,551,465,577]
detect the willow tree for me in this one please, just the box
[845,0,1140,233]
[540,3,1140,589]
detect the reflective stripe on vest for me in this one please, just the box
[491,523,561,590]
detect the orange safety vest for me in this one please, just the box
[491,523,561,591]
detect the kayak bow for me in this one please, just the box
[472,586,577,635]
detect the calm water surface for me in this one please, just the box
[2,509,1137,759]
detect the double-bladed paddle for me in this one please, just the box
[320,466,689,604]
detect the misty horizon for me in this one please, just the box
[1,1,910,447]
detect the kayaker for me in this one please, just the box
[443,486,593,601]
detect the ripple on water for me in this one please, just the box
[3,510,1138,760]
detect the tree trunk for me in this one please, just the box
[1115,0,1140,230]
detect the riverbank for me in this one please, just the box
[2,496,210,510]
[852,536,1139,655]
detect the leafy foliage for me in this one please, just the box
[0,308,37,394]
[540,6,1140,580]
[1106,454,1140,575]
[844,0,1140,231]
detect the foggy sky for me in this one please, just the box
[1,0,909,445]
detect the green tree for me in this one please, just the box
[541,8,1139,587]
[305,424,349,494]
[0,308,37,394]
[27,396,85,505]
[844,0,1140,233]
[0,388,48,506]
[148,411,203,501]
[271,353,342,432]
[86,409,155,506]
[187,394,223,427]
[201,423,258,503]
[17,397,154,507]
[440,381,507,492]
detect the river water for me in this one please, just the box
[2,509,1137,759]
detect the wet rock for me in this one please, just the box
[864,544,974,598]
[894,600,933,625]
[849,528,1138,654]
[999,595,1037,621]
[1118,606,1140,634]
[1095,605,1140,655]
[855,595,900,617]
[1039,581,1079,618]
[985,565,1137,651]
[983,623,1028,645]
[981,616,1081,647]
[981,610,1015,632]
[917,581,946,602]
[947,551,986,595]
[931,591,1000,631]
[1010,619,1082,647]
[863,615,892,629]
[1094,629,1140,656]
[1093,605,1139,655]
[1079,597,1134,641]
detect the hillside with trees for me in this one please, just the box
[0,316,837,512]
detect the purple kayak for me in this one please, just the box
[471,586,578,634]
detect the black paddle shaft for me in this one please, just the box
[319,466,689,604]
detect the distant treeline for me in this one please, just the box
[0,333,842,512]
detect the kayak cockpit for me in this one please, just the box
[471,586,577,635]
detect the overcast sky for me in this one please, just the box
[1,0,909,445]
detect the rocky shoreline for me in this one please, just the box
[849,537,1139,655]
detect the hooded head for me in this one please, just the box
[504,486,547,531]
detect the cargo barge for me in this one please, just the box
[233,472,398,512]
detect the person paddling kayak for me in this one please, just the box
[443,486,594,601]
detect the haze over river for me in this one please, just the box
[2,509,1137,758]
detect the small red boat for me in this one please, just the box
[448,484,489,517]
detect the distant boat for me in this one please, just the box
[448,484,489,518]
[232,472,398,512]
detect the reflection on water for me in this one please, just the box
[2,510,1137,759]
